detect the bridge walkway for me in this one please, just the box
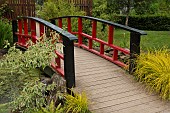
[74,47,170,113]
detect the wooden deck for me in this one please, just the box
[74,47,170,113]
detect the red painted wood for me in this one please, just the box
[55,50,64,60]
[23,19,28,46]
[64,17,130,68]
[100,43,104,55]
[15,18,65,78]
[108,25,114,44]
[58,18,62,28]
[53,50,64,76]
[24,19,28,34]
[55,57,61,68]
[92,20,97,38]
[80,44,127,67]
[113,49,118,61]
[67,17,72,32]
[51,62,64,77]
[89,39,93,49]
[40,24,44,37]
[18,19,22,44]
[78,17,83,46]
[31,19,36,43]
[58,18,63,41]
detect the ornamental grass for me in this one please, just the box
[135,49,170,100]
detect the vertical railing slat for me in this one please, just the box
[67,17,72,32]
[108,25,114,45]
[78,17,83,46]
[31,19,36,43]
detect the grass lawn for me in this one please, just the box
[141,31,170,50]
[113,29,170,51]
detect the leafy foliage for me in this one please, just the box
[135,49,170,99]
[0,18,12,48]
[0,1,13,18]
[0,34,58,102]
[134,0,170,15]
[12,81,58,113]
[93,0,110,20]
[36,0,85,20]
[35,101,64,113]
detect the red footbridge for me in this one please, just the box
[12,16,170,113]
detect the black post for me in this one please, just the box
[12,20,18,44]
[63,37,76,94]
[50,19,56,25]
[129,32,141,74]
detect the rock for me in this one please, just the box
[40,77,52,85]
[51,73,66,93]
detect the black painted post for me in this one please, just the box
[129,32,141,74]
[12,20,18,44]
[50,19,56,25]
[63,37,76,94]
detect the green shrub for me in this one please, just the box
[135,49,170,99]
[12,81,59,113]
[0,18,12,48]
[114,15,170,31]
[0,33,59,102]
[36,0,85,20]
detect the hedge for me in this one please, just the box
[114,15,170,31]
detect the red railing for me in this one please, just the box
[12,17,77,92]
[50,16,147,73]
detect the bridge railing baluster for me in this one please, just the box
[50,16,147,74]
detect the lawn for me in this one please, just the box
[141,31,170,50]
[113,29,170,51]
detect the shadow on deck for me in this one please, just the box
[74,47,170,113]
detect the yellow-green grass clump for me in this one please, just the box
[135,49,170,100]
[64,92,90,113]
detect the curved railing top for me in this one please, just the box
[18,16,77,41]
[50,16,147,35]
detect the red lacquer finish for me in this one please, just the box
[58,18,62,28]
[67,17,72,32]
[53,16,130,68]
[40,24,44,37]
[18,19,22,45]
[31,20,37,43]
[78,17,83,46]
[108,25,114,45]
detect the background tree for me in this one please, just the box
[106,0,133,26]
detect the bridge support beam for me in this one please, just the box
[129,32,141,74]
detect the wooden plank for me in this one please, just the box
[4,0,35,20]
[67,0,92,16]
[74,47,170,113]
